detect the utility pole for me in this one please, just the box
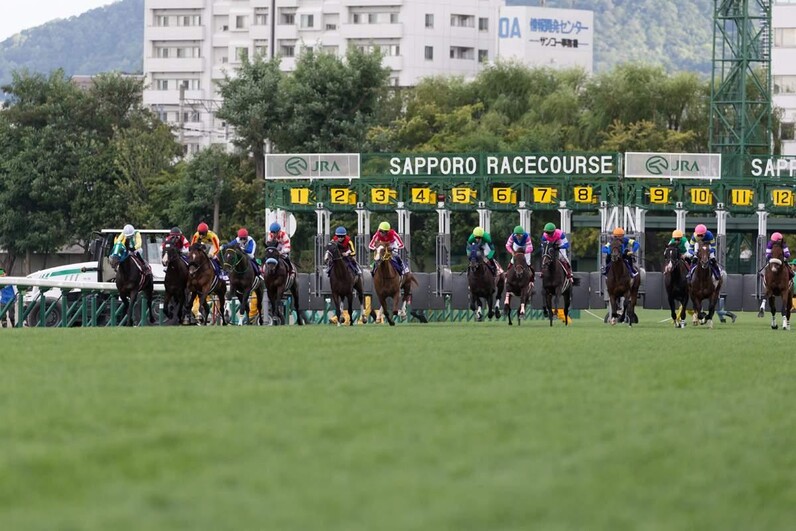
[178,83,186,146]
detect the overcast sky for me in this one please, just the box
[0,0,117,42]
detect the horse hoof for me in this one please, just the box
[507,321,513,326]
[388,320,395,327]
[757,310,765,318]
[772,324,778,330]
[706,319,713,329]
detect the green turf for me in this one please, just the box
[2,310,796,530]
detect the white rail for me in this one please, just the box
[0,277,166,292]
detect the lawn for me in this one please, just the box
[1,310,795,530]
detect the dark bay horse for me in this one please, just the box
[372,244,403,326]
[503,250,534,326]
[663,243,689,328]
[161,238,189,324]
[605,238,640,326]
[324,241,364,326]
[109,241,155,326]
[222,245,263,325]
[466,244,498,321]
[688,243,721,328]
[761,241,792,330]
[187,243,228,325]
[262,246,303,326]
[541,242,579,327]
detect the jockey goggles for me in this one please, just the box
[696,233,704,239]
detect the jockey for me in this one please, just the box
[368,221,407,274]
[115,224,144,261]
[505,225,533,266]
[328,226,362,276]
[601,227,639,277]
[267,222,294,272]
[191,222,226,280]
[162,226,189,255]
[684,223,720,280]
[667,229,688,255]
[541,223,574,280]
[223,228,258,271]
[467,226,499,275]
[765,232,794,279]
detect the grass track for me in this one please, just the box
[2,310,796,530]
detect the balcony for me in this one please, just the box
[146,25,204,41]
[145,58,204,73]
[340,23,403,40]
[382,55,403,71]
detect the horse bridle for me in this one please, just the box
[223,246,248,274]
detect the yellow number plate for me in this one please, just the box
[689,188,712,206]
[451,187,477,204]
[290,188,311,205]
[411,187,435,205]
[492,187,516,204]
[573,186,594,204]
[330,188,356,205]
[772,189,794,207]
[730,188,754,207]
[648,187,670,204]
[533,187,557,204]
[371,187,396,205]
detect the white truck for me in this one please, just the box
[25,229,171,325]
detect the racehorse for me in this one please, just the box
[541,242,579,327]
[761,241,792,330]
[466,243,499,321]
[371,244,405,326]
[324,241,365,326]
[187,243,228,325]
[688,242,722,328]
[503,250,534,325]
[663,243,690,328]
[161,237,189,324]
[222,245,263,325]
[109,241,155,326]
[605,238,640,326]
[262,245,304,326]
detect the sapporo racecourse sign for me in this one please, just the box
[382,153,616,177]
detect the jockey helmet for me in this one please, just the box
[123,224,135,237]
[238,228,249,239]
[269,222,281,233]
[335,226,347,236]
[513,225,525,235]
[672,229,683,239]
[197,222,209,234]
[170,227,182,235]
[543,222,556,233]
[694,224,707,236]
[473,226,485,238]
[378,221,391,231]
[612,227,625,237]
[772,232,783,242]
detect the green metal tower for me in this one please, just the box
[709,0,772,178]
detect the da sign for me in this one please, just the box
[624,153,722,180]
[265,153,360,180]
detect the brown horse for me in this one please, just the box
[663,243,689,328]
[372,244,404,326]
[187,243,228,325]
[109,240,155,326]
[503,250,534,326]
[541,242,579,327]
[688,243,721,328]
[605,238,640,326]
[222,245,264,325]
[325,241,365,326]
[161,237,189,325]
[262,246,304,326]
[762,241,792,330]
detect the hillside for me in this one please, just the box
[0,0,713,91]
[0,0,144,90]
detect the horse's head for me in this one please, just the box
[109,241,128,271]
[513,250,527,272]
[771,240,785,261]
[162,236,181,266]
[263,246,281,274]
[374,244,392,263]
[663,244,681,272]
[609,238,624,262]
[696,242,711,269]
[325,241,342,263]
[467,243,483,265]
[541,242,558,268]
[222,245,245,273]
[187,243,208,276]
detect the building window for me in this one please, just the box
[178,15,200,27]
[254,9,268,26]
[368,13,378,24]
[775,28,796,47]
[782,123,795,141]
[322,45,339,55]
[774,75,796,94]
[236,47,249,62]
[390,13,399,23]
[155,79,169,90]
[450,46,475,60]
[425,14,433,28]
[479,18,488,31]
[478,49,488,63]
[450,14,475,28]
[424,46,433,60]
[235,15,248,29]
[254,41,268,57]
[325,23,337,30]
[300,14,315,28]
[279,42,296,57]
[280,10,296,25]
[155,15,169,27]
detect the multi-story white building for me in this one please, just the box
[773,1,796,155]
[143,0,593,152]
